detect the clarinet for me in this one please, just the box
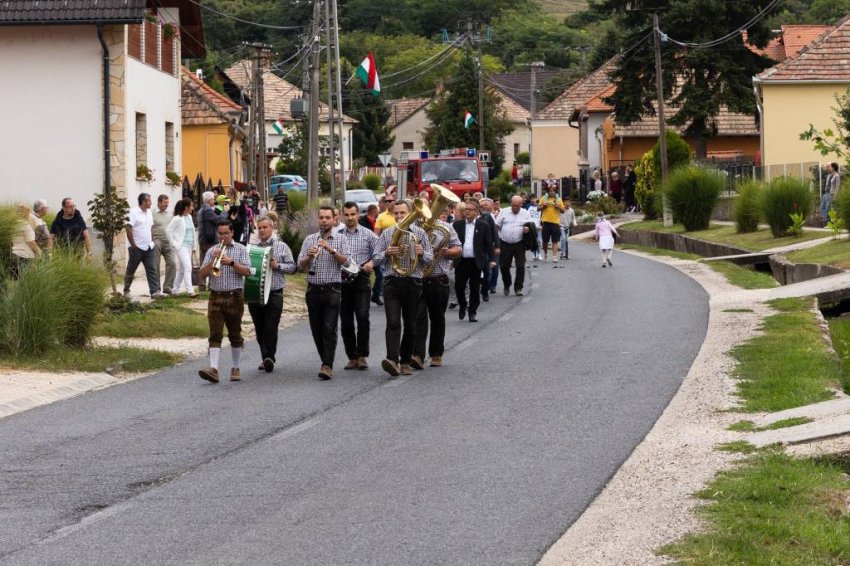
[308,227,333,276]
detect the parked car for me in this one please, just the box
[344,189,379,216]
[270,174,307,194]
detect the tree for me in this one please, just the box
[276,123,333,192]
[598,0,776,158]
[345,76,395,165]
[422,52,514,173]
[87,186,130,297]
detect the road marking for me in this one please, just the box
[500,313,513,322]
[273,419,319,442]
[457,338,478,351]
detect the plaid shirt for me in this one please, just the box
[254,236,296,291]
[298,229,351,284]
[373,223,434,279]
[425,219,461,277]
[203,241,249,291]
[336,223,378,267]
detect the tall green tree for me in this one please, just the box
[422,52,514,173]
[597,0,776,158]
[345,76,395,165]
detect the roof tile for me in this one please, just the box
[182,66,242,126]
[536,58,618,120]
[757,17,850,82]
[386,98,430,128]
[0,0,146,24]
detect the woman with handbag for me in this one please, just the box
[166,198,199,297]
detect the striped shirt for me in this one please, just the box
[336,223,378,267]
[427,219,461,277]
[203,241,249,291]
[373,224,434,279]
[253,236,296,291]
[298,230,352,284]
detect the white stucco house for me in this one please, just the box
[0,0,204,229]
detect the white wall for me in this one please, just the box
[266,121,353,176]
[389,108,429,160]
[503,121,531,171]
[587,113,608,172]
[0,26,102,213]
[124,38,182,206]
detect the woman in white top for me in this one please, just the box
[11,204,42,277]
[166,197,198,297]
[593,169,603,193]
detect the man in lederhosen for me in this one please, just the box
[198,219,252,383]
[412,204,461,369]
[249,215,296,373]
[372,199,434,377]
[297,206,351,380]
[337,202,378,371]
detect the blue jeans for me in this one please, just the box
[821,193,833,220]
[560,226,571,258]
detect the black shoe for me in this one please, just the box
[371,297,384,306]
[490,286,497,294]
[459,306,466,320]
[469,313,478,322]
[482,293,489,302]
[503,286,510,296]
[262,358,274,372]
[448,302,458,310]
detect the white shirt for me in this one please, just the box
[528,206,541,228]
[495,207,532,244]
[127,206,154,250]
[462,220,476,258]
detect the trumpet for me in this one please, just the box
[211,242,226,277]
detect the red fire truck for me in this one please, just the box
[404,148,484,200]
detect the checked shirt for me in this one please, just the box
[253,236,296,291]
[336,223,378,268]
[373,223,434,279]
[298,230,352,284]
[203,242,249,291]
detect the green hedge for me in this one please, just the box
[734,179,765,234]
[761,177,814,237]
[663,165,725,231]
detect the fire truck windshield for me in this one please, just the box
[421,159,479,183]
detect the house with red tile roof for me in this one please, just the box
[386,98,431,162]
[753,17,850,167]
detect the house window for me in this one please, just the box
[165,122,175,174]
[403,142,414,151]
[513,143,520,158]
[135,113,148,174]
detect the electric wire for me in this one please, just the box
[183,0,312,31]
[664,0,783,49]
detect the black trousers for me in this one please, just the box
[384,276,422,364]
[340,274,371,359]
[248,288,283,362]
[305,285,341,367]
[500,241,526,292]
[455,258,481,315]
[414,275,451,359]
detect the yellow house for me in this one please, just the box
[753,18,850,167]
[181,66,245,189]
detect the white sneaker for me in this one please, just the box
[553,257,558,263]
[151,292,168,299]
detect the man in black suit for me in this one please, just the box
[452,199,495,323]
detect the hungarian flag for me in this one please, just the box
[272,118,285,135]
[464,110,475,129]
[356,52,381,96]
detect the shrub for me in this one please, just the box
[584,193,620,215]
[836,185,850,234]
[663,165,725,231]
[734,179,764,233]
[761,176,814,237]
[0,204,19,274]
[634,150,658,219]
[488,170,513,201]
[515,151,530,165]
[362,173,382,192]
[288,191,307,212]
[652,129,692,174]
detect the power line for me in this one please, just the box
[184,0,312,31]
[664,0,782,49]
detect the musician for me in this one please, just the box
[297,206,352,380]
[412,206,461,369]
[373,199,434,377]
[452,199,495,323]
[249,216,296,373]
[337,202,378,370]
[197,219,252,383]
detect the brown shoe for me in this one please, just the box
[230,368,241,381]
[381,358,400,377]
[199,367,219,383]
[357,357,368,370]
[410,355,425,370]
[400,364,412,376]
[344,359,358,370]
[318,365,333,380]
[430,356,443,367]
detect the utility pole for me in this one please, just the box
[307,0,322,204]
[330,0,346,200]
[246,43,257,196]
[653,12,672,227]
[529,61,545,184]
[323,0,337,204]
[477,26,485,153]
[248,43,271,202]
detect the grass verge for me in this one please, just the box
[618,243,701,261]
[621,220,826,251]
[93,302,208,338]
[706,261,778,290]
[826,316,850,394]
[660,449,850,564]
[728,417,813,432]
[787,238,850,268]
[0,346,182,373]
[731,297,840,412]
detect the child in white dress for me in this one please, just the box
[594,212,619,268]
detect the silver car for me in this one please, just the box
[344,189,379,216]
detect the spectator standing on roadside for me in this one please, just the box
[609,171,623,205]
[822,162,841,220]
[624,164,637,213]
[124,193,165,299]
[31,199,50,250]
[197,191,221,269]
[152,194,178,295]
[273,189,291,218]
[11,204,41,278]
[49,197,93,256]
[166,198,199,298]
[559,198,577,260]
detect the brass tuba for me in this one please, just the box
[421,184,461,277]
[390,198,432,276]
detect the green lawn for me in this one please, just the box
[0,346,182,373]
[826,316,850,393]
[621,220,827,251]
[618,243,701,260]
[787,238,850,268]
[706,261,778,289]
[94,303,209,338]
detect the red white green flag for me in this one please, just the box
[463,109,475,129]
[272,118,285,135]
[356,52,381,96]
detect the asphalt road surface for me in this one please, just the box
[0,241,708,565]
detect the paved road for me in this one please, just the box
[0,242,707,565]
